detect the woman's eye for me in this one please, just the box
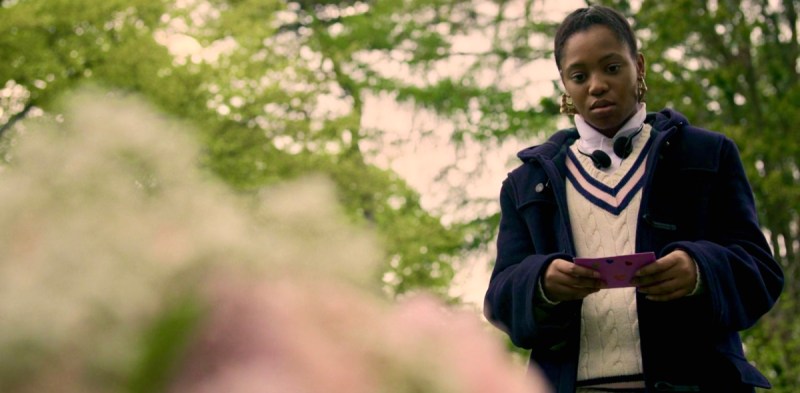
[607,64,621,73]
[570,73,586,83]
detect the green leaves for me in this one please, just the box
[128,297,205,393]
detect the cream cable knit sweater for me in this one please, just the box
[566,125,653,384]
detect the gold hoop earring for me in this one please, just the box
[560,93,577,115]
[637,77,648,103]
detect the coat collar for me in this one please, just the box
[516,108,690,164]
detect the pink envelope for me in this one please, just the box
[574,252,656,288]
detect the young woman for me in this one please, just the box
[483,5,783,393]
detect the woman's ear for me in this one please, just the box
[637,52,646,77]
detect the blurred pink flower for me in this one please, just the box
[168,272,551,393]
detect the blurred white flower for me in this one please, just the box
[0,88,549,393]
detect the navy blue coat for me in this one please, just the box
[484,109,784,393]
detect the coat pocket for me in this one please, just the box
[646,166,715,241]
[514,180,563,255]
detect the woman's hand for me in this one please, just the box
[632,249,698,301]
[542,259,605,302]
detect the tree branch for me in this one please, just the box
[0,102,34,138]
[782,0,799,85]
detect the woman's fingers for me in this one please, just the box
[634,249,698,301]
[543,259,604,301]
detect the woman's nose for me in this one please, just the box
[588,75,609,96]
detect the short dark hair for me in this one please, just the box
[554,5,638,71]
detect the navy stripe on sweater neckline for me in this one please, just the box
[566,134,654,195]
[565,133,653,216]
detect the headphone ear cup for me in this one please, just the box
[590,150,611,169]
[578,149,612,169]
[613,136,633,159]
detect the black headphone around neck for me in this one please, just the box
[578,126,643,169]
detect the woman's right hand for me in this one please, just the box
[541,259,605,302]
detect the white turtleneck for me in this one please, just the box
[574,104,647,174]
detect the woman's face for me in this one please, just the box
[560,25,644,137]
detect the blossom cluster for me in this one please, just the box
[0,89,549,393]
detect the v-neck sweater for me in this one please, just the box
[566,124,653,386]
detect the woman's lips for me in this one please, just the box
[590,103,616,115]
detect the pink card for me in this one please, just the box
[574,252,656,288]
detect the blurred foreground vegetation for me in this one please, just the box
[1,0,798,391]
[0,90,549,392]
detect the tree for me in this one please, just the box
[1,0,562,299]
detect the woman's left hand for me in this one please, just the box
[631,249,698,301]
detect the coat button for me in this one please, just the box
[535,183,544,193]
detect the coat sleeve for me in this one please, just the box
[483,177,581,351]
[661,137,783,331]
